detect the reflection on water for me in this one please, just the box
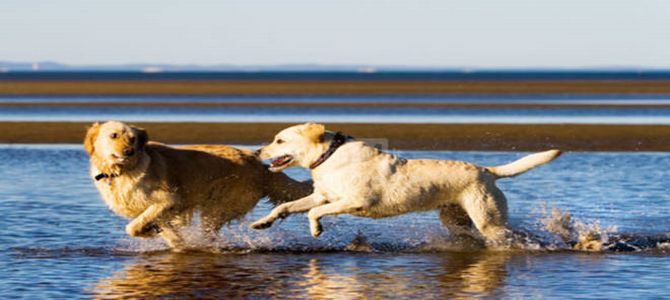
[91,251,512,299]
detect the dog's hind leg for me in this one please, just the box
[159,223,186,251]
[307,201,364,238]
[200,211,234,246]
[439,204,484,248]
[200,202,223,232]
[201,216,224,240]
[460,185,511,244]
[250,193,326,230]
[439,204,473,232]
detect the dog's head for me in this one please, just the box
[84,121,148,168]
[257,123,330,172]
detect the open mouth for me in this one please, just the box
[270,154,293,170]
[111,154,129,164]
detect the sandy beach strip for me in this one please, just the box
[3,80,670,95]
[2,121,669,151]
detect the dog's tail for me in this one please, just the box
[486,149,561,179]
[263,169,314,206]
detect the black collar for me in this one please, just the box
[310,132,349,169]
[94,173,118,181]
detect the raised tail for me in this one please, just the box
[263,169,314,206]
[486,149,561,179]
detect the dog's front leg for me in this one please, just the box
[126,191,176,238]
[307,201,364,238]
[250,193,327,230]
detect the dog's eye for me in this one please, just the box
[110,133,118,139]
[276,139,284,144]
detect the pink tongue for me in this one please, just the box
[272,156,288,167]
[271,155,291,167]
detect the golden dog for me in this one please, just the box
[85,121,311,250]
[251,123,561,245]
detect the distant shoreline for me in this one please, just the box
[2,101,670,109]
[4,70,670,81]
[2,121,669,151]
[3,80,670,96]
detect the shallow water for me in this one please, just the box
[2,145,670,298]
[4,96,670,124]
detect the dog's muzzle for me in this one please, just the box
[267,154,294,172]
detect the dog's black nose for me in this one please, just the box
[254,148,262,156]
[123,148,135,157]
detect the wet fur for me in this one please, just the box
[85,121,311,250]
[251,123,561,245]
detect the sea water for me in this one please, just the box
[1,145,669,298]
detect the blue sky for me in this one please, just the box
[1,0,669,68]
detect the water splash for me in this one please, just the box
[539,206,617,251]
[344,231,375,252]
[535,205,670,253]
[18,204,667,257]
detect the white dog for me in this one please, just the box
[250,123,561,244]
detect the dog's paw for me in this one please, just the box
[140,223,162,235]
[249,219,274,230]
[310,221,323,238]
[125,223,142,237]
[126,222,160,238]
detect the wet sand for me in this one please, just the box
[3,80,670,95]
[2,121,669,151]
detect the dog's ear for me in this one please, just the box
[84,122,101,155]
[302,123,325,143]
[135,127,149,149]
